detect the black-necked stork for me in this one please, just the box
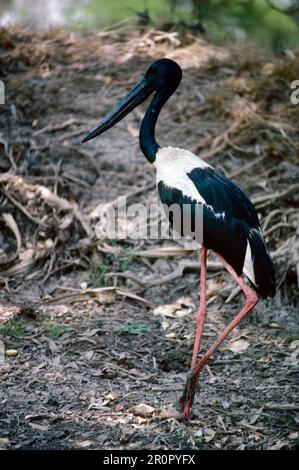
[82,58,276,420]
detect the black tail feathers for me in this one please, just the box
[249,228,276,299]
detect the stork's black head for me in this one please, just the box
[81,58,182,143]
[144,58,182,93]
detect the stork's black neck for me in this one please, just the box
[139,89,172,163]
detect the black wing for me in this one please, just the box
[160,166,260,268]
[158,167,275,297]
[158,177,250,276]
[187,167,259,227]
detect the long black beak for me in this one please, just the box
[81,77,154,143]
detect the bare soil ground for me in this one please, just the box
[0,27,298,450]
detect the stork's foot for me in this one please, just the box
[158,370,199,421]
[177,369,198,419]
[158,402,192,421]
[158,408,191,421]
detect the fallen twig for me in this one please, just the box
[0,213,22,265]
[264,403,299,411]
[0,187,42,225]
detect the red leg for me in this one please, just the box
[179,254,258,418]
[191,247,208,368]
[178,248,207,420]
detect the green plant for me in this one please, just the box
[0,321,26,337]
[118,322,151,335]
[46,325,69,339]
[88,256,114,288]
[119,254,133,272]
[281,332,299,343]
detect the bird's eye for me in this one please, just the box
[148,65,157,76]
